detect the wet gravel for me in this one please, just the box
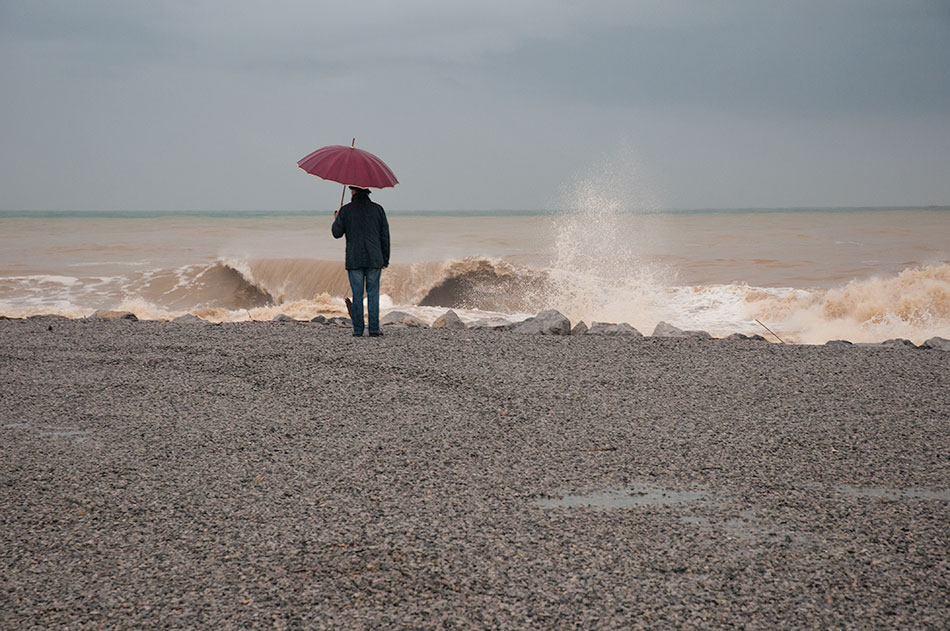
[1,318,948,630]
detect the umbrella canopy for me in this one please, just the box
[297,144,398,189]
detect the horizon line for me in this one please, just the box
[2,204,949,215]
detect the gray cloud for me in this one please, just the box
[475,2,950,117]
[1,0,948,211]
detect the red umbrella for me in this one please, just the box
[297,140,398,190]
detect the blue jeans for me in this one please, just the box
[347,268,381,335]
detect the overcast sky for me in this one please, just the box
[1,0,949,211]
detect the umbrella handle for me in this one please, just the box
[338,138,356,210]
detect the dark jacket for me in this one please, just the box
[331,191,390,269]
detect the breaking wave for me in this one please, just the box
[1,255,948,344]
[740,264,950,344]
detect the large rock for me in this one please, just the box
[89,310,138,321]
[922,336,950,351]
[380,311,428,328]
[652,321,683,337]
[587,322,643,337]
[511,310,571,336]
[825,339,853,346]
[172,314,207,324]
[432,309,466,330]
[310,315,328,324]
[857,338,917,348]
[880,338,917,348]
[272,314,297,323]
[726,332,768,342]
[651,321,711,339]
[571,321,589,336]
[468,317,514,331]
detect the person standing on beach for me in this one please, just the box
[332,186,390,337]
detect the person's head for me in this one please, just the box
[349,186,371,198]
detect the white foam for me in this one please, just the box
[739,265,950,344]
[6,274,80,286]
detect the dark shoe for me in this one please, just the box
[368,331,383,337]
[352,332,364,337]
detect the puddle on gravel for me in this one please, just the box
[535,487,813,544]
[837,485,950,501]
[678,509,809,543]
[535,486,709,509]
[35,427,90,442]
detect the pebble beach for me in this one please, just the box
[2,317,948,629]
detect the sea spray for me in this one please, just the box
[544,151,672,328]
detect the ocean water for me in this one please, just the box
[1,206,948,344]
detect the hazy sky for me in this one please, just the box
[2,0,949,211]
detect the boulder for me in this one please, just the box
[652,321,683,337]
[272,314,298,323]
[173,314,206,324]
[587,322,643,337]
[310,315,328,324]
[327,317,352,327]
[825,339,853,346]
[651,321,711,339]
[512,310,571,336]
[380,311,428,328]
[571,321,589,336]
[922,336,950,351]
[89,310,138,321]
[857,339,917,348]
[880,338,917,348]
[432,309,466,330]
[468,317,514,331]
[726,333,768,342]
